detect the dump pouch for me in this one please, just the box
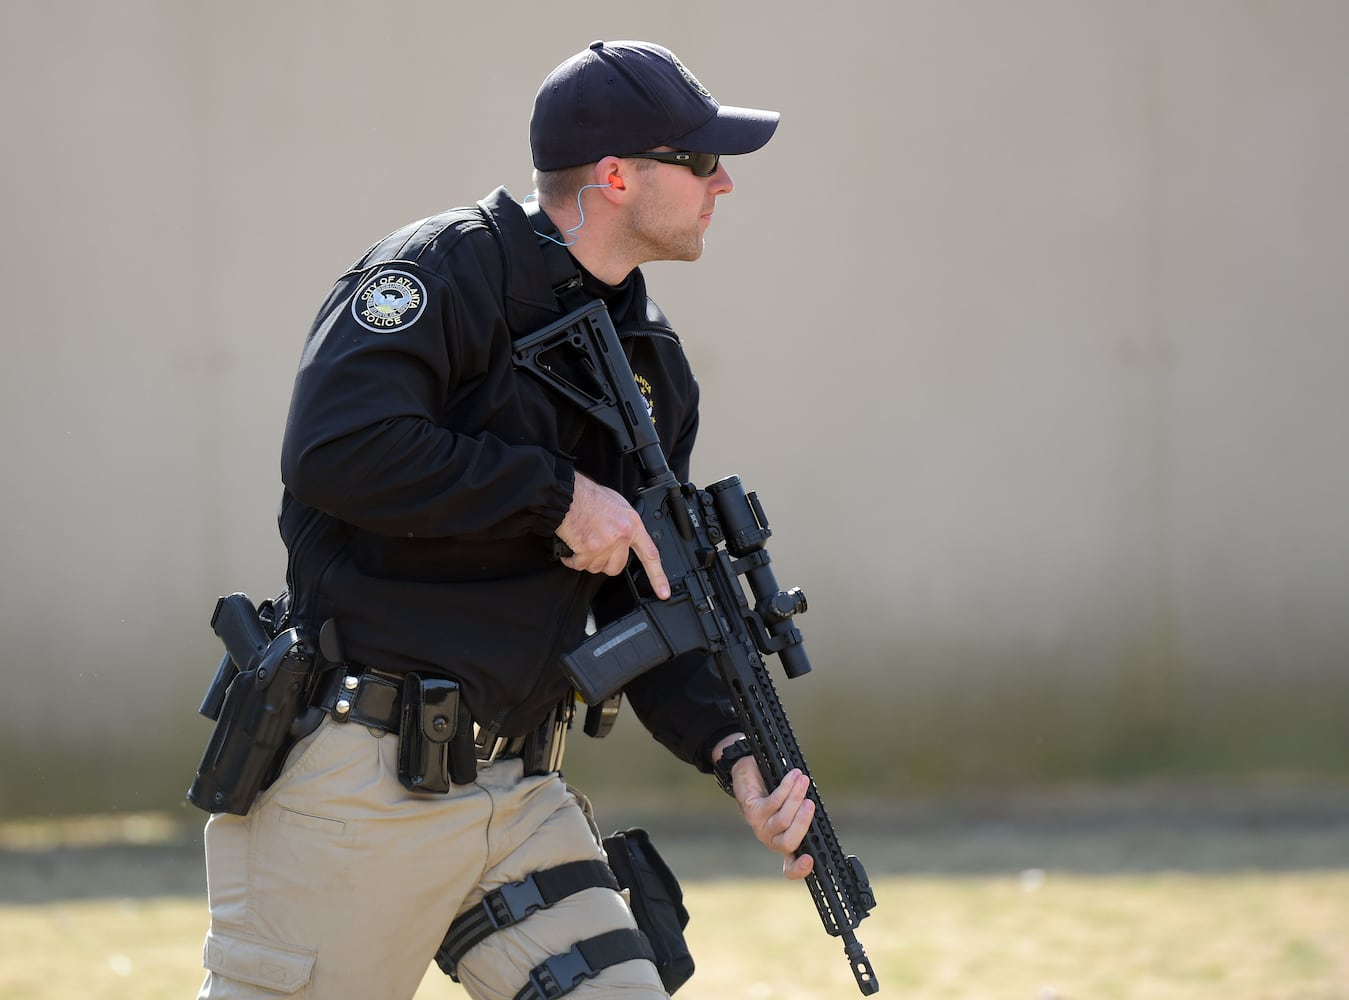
[602,827,694,994]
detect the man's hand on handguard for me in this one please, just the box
[557,472,671,599]
[713,733,815,880]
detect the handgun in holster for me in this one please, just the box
[187,592,316,816]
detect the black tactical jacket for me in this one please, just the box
[277,186,738,768]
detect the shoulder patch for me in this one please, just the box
[634,372,656,428]
[351,269,427,333]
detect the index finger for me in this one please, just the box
[630,523,671,600]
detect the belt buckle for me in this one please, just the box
[473,723,508,765]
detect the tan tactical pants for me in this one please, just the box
[197,716,667,999]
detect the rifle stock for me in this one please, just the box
[516,301,880,995]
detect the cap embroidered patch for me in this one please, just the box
[671,54,710,97]
[352,269,426,333]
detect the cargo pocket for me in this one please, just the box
[203,927,316,995]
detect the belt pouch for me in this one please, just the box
[398,674,460,794]
[602,827,694,993]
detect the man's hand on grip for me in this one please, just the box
[557,473,671,599]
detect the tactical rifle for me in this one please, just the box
[514,300,879,995]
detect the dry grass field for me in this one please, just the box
[2,792,1348,999]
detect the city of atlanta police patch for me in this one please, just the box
[351,269,427,333]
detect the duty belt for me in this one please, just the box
[311,666,530,762]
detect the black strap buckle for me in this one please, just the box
[489,874,547,928]
[436,860,620,981]
[513,930,656,1000]
[524,946,593,1000]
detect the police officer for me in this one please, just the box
[197,40,814,999]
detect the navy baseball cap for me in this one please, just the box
[530,40,780,171]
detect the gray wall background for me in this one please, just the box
[2,1,1346,818]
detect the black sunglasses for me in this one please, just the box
[619,150,722,177]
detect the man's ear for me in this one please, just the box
[595,156,626,196]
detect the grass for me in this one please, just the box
[3,796,1348,999]
[2,872,1348,999]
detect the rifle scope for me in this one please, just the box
[706,475,813,679]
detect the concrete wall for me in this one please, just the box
[2,1,1347,816]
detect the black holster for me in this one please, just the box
[187,593,316,816]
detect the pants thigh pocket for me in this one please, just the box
[203,926,315,995]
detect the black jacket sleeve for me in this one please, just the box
[280,262,574,540]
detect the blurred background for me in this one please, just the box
[1,0,1346,824]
